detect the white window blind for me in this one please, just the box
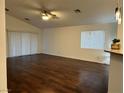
[81,31,105,49]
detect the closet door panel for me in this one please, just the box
[8,32,21,57]
[15,32,22,56]
[30,34,38,54]
[8,32,15,57]
[21,33,31,55]
[8,32,39,57]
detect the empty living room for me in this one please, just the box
[0,0,123,93]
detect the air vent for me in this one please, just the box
[5,8,10,12]
[74,9,81,13]
[24,18,30,21]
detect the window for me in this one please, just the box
[81,31,105,49]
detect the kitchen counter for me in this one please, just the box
[104,49,123,55]
[105,49,123,93]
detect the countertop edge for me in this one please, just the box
[104,49,123,55]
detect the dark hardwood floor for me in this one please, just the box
[7,54,108,93]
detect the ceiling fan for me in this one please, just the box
[40,9,58,21]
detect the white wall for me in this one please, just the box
[6,14,117,64]
[0,0,8,92]
[6,14,44,55]
[42,23,116,63]
[6,14,42,33]
[117,23,123,51]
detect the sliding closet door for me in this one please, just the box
[8,32,22,57]
[21,33,31,55]
[8,32,39,57]
[30,34,38,54]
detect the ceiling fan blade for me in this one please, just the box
[52,14,59,19]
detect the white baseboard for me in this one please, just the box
[41,52,108,64]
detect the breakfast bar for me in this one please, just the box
[105,50,123,93]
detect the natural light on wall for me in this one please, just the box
[81,31,105,49]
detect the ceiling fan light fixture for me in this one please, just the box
[42,15,50,21]
[118,15,122,24]
[41,9,58,21]
[115,7,122,24]
[115,7,121,20]
[115,0,122,24]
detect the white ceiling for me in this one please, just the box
[6,0,120,29]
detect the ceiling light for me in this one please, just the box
[24,18,30,21]
[42,15,50,21]
[74,9,81,13]
[5,8,10,12]
[115,8,120,20]
[118,16,122,24]
[41,11,51,21]
[115,0,122,24]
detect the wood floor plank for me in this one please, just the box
[7,54,108,93]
